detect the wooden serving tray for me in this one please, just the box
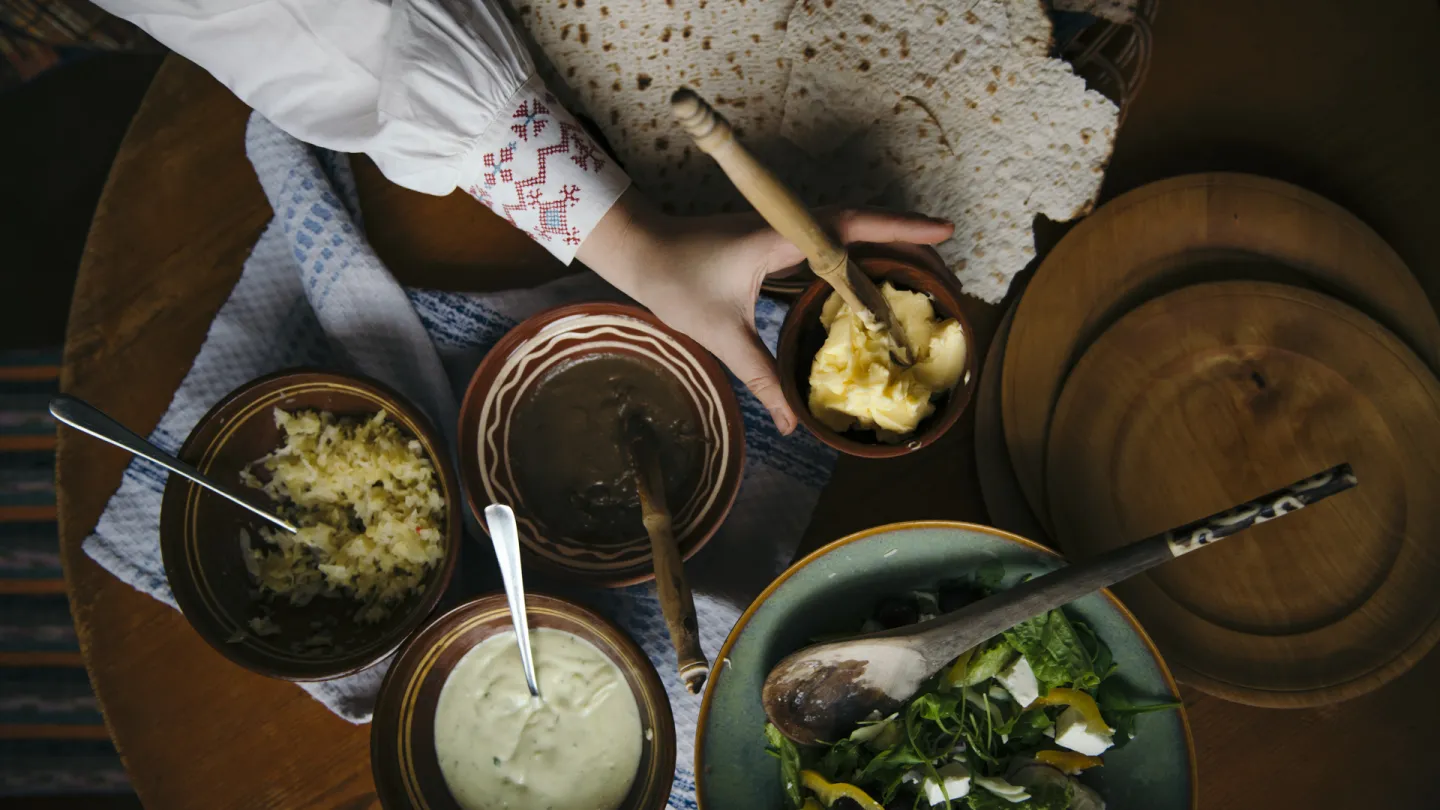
[1047,281,1440,707]
[1002,173,1440,531]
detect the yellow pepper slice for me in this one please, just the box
[801,800,825,810]
[944,646,977,686]
[800,770,886,810]
[1030,687,1109,730]
[1035,749,1104,774]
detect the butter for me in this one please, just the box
[807,283,967,440]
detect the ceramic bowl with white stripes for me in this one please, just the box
[457,303,744,587]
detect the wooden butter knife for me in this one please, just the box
[670,86,915,366]
[627,413,709,694]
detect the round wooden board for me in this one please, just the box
[975,299,1052,544]
[1047,281,1440,707]
[1003,173,1440,530]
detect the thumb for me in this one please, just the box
[708,322,797,435]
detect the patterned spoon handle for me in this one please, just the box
[1160,463,1359,556]
[911,463,1359,661]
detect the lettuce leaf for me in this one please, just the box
[958,637,1016,686]
[764,723,805,809]
[999,708,1054,752]
[1096,679,1182,746]
[1073,619,1116,683]
[1003,609,1096,690]
[817,737,863,783]
[967,790,1014,810]
[858,744,930,804]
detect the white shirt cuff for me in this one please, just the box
[457,73,632,265]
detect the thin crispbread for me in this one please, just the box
[780,0,1117,302]
[511,0,1119,303]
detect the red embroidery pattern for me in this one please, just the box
[482,146,514,186]
[510,99,549,141]
[466,92,612,248]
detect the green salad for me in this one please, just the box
[764,562,1179,810]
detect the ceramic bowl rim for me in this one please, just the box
[693,519,1199,810]
[158,367,463,681]
[369,591,677,810]
[456,301,746,587]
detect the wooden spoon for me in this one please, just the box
[762,463,1358,744]
[670,87,915,366]
[628,413,710,693]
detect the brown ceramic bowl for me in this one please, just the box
[458,302,744,587]
[158,369,461,681]
[777,251,977,458]
[371,593,676,810]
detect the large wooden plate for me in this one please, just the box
[1003,173,1440,528]
[975,300,1051,543]
[1047,281,1440,707]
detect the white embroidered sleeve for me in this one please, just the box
[459,74,631,264]
[88,0,630,264]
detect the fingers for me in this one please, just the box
[708,321,797,435]
[757,207,955,274]
[825,208,955,246]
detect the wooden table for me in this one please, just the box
[59,1,1440,807]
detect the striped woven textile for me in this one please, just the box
[0,0,149,89]
[0,349,130,797]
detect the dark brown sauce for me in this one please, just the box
[509,354,704,545]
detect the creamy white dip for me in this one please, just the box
[434,628,644,810]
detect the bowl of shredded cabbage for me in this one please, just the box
[159,369,461,681]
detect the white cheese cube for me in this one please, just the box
[973,775,1031,803]
[1054,705,1115,756]
[922,762,972,805]
[995,655,1040,707]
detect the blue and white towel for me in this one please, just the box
[82,114,836,807]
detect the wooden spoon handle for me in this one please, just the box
[911,463,1359,664]
[633,439,709,694]
[669,87,860,314]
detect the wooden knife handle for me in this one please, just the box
[633,441,709,694]
[670,87,865,316]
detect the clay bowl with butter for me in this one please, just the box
[777,251,977,458]
[458,302,745,587]
[158,369,462,681]
[372,592,676,810]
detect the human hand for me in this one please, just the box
[577,189,954,435]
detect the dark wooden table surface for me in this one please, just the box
[57,1,1440,807]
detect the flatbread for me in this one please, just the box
[511,0,1120,303]
[780,0,1118,302]
[508,0,834,214]
[1007,0,1057,56]
[1052,0,1139,24]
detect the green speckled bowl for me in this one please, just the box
[696,522,1197,810]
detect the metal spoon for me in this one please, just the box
[483,504,542,699]
[762,463,1358,745]
[49,394,297,534]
